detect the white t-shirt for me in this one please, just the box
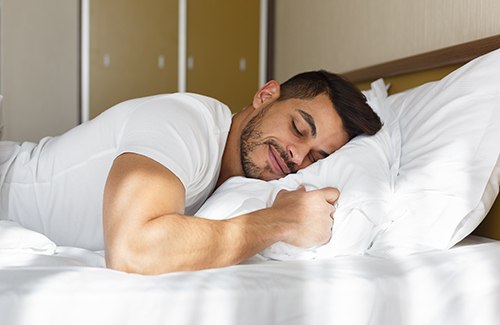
[0,93,232,250]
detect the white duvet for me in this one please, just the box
[0,222,499,325]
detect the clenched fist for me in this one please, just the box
[270,186,339,248]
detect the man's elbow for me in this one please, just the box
[105,241,159,275]
[105,246,139,274]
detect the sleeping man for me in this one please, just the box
[0,70,382,274]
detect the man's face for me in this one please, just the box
[240,93,349,181]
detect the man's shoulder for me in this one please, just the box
[98,93,232,134]
[167,93,232,128]
[174,93,231,115]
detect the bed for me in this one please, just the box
[1,36,499,325]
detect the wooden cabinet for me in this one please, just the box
[87,0,262,118]
[186,0,260,112]
[0,1,265,139]
[89,0,178,119]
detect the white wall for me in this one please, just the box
[274,0,500,81]
[0,0,79,142]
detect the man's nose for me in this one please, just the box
[287,143,310,168]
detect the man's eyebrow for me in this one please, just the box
[298,109,317,137]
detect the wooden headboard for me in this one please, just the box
[343,35,500,240]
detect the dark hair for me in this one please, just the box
[278,70,382,140]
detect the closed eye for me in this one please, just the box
[292,120,303,137]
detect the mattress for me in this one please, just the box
[1,236,499,325]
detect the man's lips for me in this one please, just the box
[268,145,290,176]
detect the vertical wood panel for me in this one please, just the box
[187,0,260,113]
[89,0,178,119]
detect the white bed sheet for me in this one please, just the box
[0,236,499,325]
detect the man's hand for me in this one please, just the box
[270,186,339,248]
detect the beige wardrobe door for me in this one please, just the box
[89,0,178,119]
[187,0,260,113]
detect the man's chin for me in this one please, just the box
[243,169,279,181]
[259,171,284,181]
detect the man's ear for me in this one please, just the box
[252,80,280,110]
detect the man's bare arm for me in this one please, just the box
[103,153,337,275]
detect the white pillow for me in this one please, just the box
[198,48,500,260]
[453,156,500,243]
[0,220,56,255]
[368,48,500,255]
[196,80,400,260]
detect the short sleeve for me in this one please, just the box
[116,94,231,204]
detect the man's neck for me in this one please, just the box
[216,106,253,187]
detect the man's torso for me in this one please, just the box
[0,93,232,250]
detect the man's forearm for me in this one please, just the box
[105,209,287,275]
